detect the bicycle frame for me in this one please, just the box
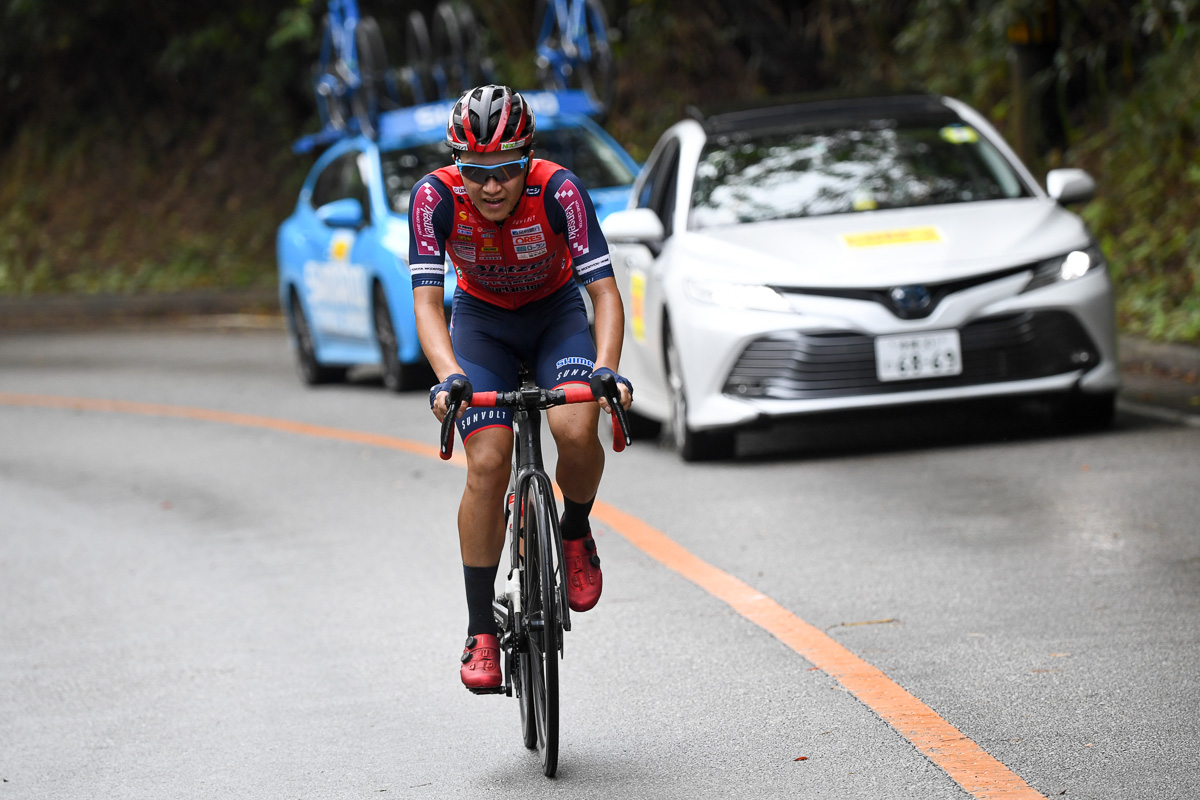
[313,0,364,119]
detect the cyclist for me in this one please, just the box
[409,84,633,692]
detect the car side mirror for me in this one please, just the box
[316,197,365,228]
[602,207,665,256]
[1046,168,1096,206]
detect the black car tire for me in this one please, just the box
[290,292,346,386]
[373,285,424,392]
[665,325,735,461]
[1054,389,1117,431]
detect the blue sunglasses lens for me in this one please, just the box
[456,158,528,184]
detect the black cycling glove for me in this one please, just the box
[589,367,633,401]
[430,372,470,409]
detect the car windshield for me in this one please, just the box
[689,121,1030,229]
[382,126,635,214]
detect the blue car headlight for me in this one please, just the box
[1023,244,1107,293]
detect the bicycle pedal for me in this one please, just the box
[466,685,507,696]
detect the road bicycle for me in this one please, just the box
[310,1,493,141]
[312,0,393,139]
[439,372,630,777]
[534,0,617,118]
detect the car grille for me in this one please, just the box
[723,311,1100,400]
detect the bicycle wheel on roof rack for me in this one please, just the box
[574,0,616,119]
[455,2,494,87]
[405,10,440,102]
[352,16,388,139]
[431,2,466,98]
[313,15,350,130]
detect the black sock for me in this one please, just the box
[560,495,595,541]
[463,563,499,637]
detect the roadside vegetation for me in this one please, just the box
[1,0,1196,342]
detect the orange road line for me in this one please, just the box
[2,391,1044,799]
[591,500,1044,799]
[0,392,450,463]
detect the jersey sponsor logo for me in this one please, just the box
[456,224,473,236]
[574,254,611,276]
[452,242,477,260]
[512,234,545,246]
[525,185,542,196]
[512,224,543,237]
[460,407,510,438]
[451,185,468,196]
[554,179,589,257]
[413,182,442,256]
[517,247,549,260]
[514,243,545,253]
[458,210,469,221]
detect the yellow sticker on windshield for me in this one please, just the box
[630,270,646,343]
[940,125,979,144]
[842,227,943,249]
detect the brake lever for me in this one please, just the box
[439,378,472,460]
[594,373,631,452]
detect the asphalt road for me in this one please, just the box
[2,324,1198,799]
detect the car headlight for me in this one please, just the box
[1023,245,1107,293]
[685,280,793,313]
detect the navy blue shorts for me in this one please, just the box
[450,282,596,441]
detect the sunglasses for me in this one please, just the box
[455,156,529,185]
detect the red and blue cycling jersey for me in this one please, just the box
[407,159,613,309]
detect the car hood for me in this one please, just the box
[683,198,1092,288]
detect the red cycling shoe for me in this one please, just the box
[460,634,501,691]
[563,535,602,612]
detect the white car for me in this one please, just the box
[602,94,1118,460]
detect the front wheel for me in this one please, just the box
[519,480,559,777]
[665,326,735,461]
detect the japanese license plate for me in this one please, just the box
[874,330,963,382]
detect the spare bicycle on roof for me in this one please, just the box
[302,0,615,148]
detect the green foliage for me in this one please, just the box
[1,0,1198,342]
[1074,27,1200,342]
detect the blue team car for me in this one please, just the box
[277,89,639,390]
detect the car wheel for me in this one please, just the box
[373,284,424,392]
[1054,389,1117,431]
[290,292,346,386]
[665,325,735,461]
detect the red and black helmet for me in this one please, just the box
[446,85,536,153]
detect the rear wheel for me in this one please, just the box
[519,480,559,777]
[665,326,735,461]
[290,292,346,386]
